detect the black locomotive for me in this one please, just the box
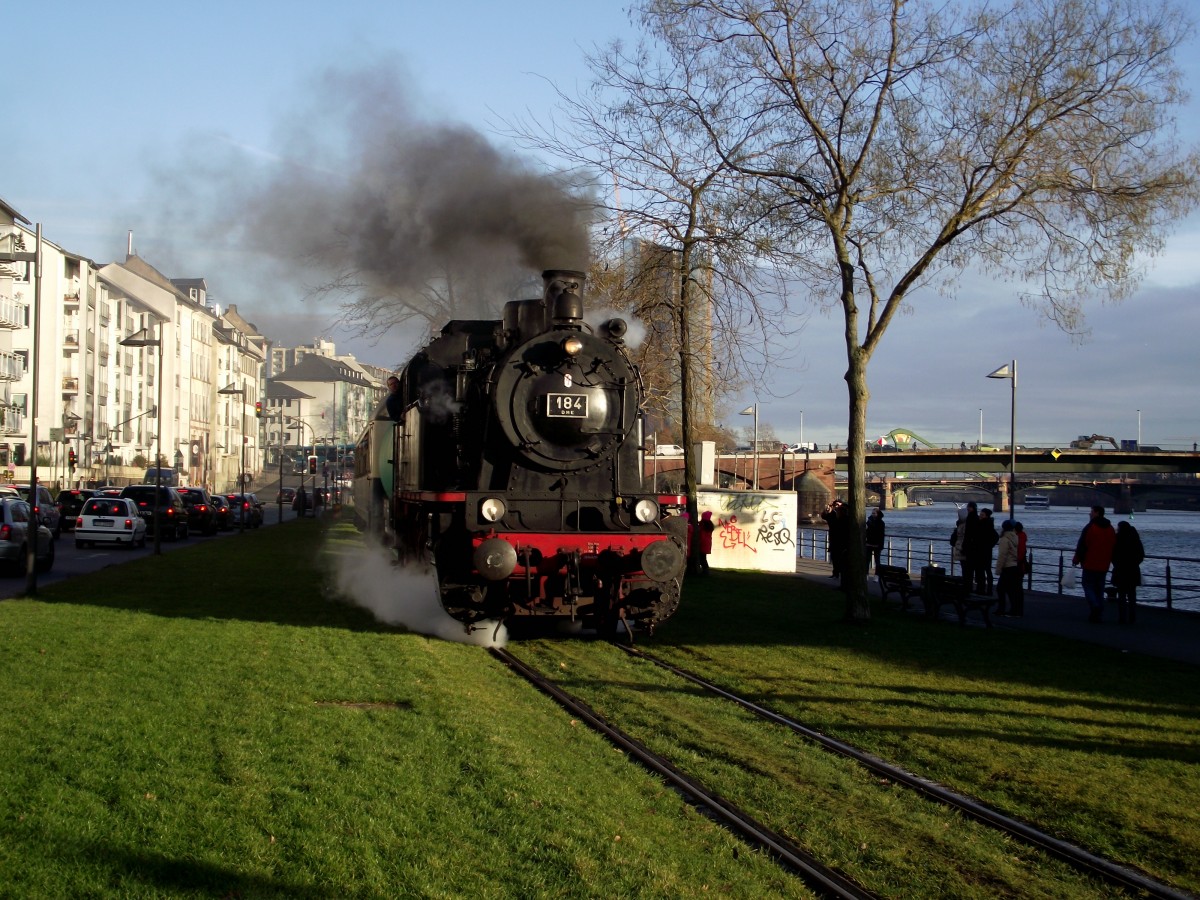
[353,269,687,633]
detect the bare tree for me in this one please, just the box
[507,39,796,569]
[639,0,1200,620]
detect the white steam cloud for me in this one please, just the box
[331,542,507,648]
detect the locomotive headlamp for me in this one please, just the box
[561,335,584,357]
[633,498,659,524]
[480,497,507,523]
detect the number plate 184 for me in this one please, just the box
[546,393,588,417]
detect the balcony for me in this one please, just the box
[64,329,79,352]
[0,408,25,436]
[64,290,80,307]
[0,295,26,329]
[62,377,79,394]
[0,350,24,381]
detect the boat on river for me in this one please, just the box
[1023,492,1050,509]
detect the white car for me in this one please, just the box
[654,444,685,456]
[75,497,148,549]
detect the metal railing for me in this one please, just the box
[797,528,1200,612]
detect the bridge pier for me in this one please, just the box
[1114,483,1134,516]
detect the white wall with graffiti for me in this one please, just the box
[698,490,797,573]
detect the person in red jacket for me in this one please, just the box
[1072,505,1117,623]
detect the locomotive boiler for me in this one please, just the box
[353,269,687,634]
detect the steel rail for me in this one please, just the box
[620,646,1193,900]
[490,647,876,900]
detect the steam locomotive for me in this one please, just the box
[352,270,687,634]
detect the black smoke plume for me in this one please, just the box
[145,62,592,338]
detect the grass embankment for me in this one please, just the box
[0,523,803,899]
[524,570,1199,895]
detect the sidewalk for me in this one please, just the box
[795,558,1200,666]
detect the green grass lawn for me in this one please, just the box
[3,523,1196,897]
[635,571,1200,893]
[0,522,808,898]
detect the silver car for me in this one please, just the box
[0,497,55,575]
[75,497,148,549]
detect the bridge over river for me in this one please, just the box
[646,447,1200,513]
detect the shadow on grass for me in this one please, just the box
[639,571,1200,741]
[31,517,396,635]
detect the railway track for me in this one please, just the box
[619,645,1193,900]
[490,646,877,900]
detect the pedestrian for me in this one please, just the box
[292,486,309,518]
[1013,521,1027,615]
[950,507,968,578]
[973,508,999,595]
[994,520,1021,616]
[1072,505,1117,623]
[697,511,715,575]
[821,500,849,582]
[1111,520,1145,625]
[959,502,981,590]
[865,508,885,573]
[385,373,403,421]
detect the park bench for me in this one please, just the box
[876,564,920,610]
[919,567,996,628]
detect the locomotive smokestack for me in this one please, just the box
[543,269,585,325]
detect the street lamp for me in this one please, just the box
[740,403,759,489]
[1137,409,1142,450]
[986,360,1017,516]
[219,384,247,534]
[979,408,983,448]
[121,326,164,555]
[286,416,316,515]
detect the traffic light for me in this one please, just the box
[255,401,263,418]
[68,449,77,472]
[308,455,318,475]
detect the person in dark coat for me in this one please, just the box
[292,486,309,518]
[972,508,999,595]
[864,508,885,573]
[384,374,403,421]
[821,500,849,581]
[1111,521,1145,625]
[697,510,715,575]
[959,502,981,591]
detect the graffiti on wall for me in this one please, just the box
[698,490,797,574]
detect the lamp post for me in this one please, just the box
[979,408,983,449]
[740,403,759,489]
[1137,409,1142,450]
[219,384,247,534]
[799,410,804,449]
[986,360,1017,515]
[121,326,165,555]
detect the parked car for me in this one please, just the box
[176,487,219,536]
[0,497,55,575]
[74,497,147,549]
[225,493,264,528]
[210,494,234,531]
[55,488,98,532]
[119,485,190,540]
[13,484,61,539]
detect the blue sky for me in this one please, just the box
[6,1,1200,449]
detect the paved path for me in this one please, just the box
[795,558,1200,666]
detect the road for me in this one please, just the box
[0,502,320,600]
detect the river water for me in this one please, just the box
[796,502,1200,612]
